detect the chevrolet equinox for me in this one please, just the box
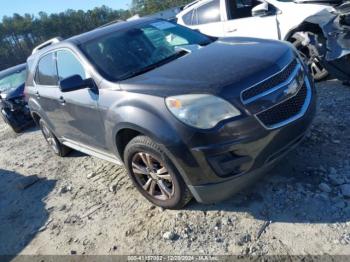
[26,18,316,209]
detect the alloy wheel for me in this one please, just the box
[131,152,174,201]
[41,124,59,154]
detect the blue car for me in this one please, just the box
[0,64,33,132]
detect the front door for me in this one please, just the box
[56,49,106,150]
[34,52,67,137]
[223,0,279,39]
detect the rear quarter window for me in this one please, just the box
[182,10,195,25]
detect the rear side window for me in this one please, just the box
[56,50,86,81]
[35,53,58,86]
[195,0,221,25]
[182,10,195,25]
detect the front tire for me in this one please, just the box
[124,136,192,209]
[39,119,70,157]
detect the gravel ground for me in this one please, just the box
[0,79,350,257]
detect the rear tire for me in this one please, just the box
[39,119,71,157]
[124,136,192,209]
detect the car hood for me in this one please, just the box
[119,38,295,98]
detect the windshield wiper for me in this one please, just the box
[119,50,188,81]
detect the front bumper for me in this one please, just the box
[188,131,306,203]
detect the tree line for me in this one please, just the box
[131,0,192,16]
[0,0,192,70]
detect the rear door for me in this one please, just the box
[223,0,279,39]
[56,49,106,150]
[181,0,225,37]
[34,52,67,137]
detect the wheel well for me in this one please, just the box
[31,112,41,125]
[286,22,323,42]
[116,128,142,162]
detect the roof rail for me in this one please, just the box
[98,19,124,29]
[32,37,63,55]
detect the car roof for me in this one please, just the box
[28,17,159,60]
[0,64,26,79]
[66,17,156,44]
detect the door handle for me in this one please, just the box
[226,28,237,33]
[35,91,40,99]
[59,96,66,105]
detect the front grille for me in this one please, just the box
[256,83,308,128]
[242,59,298,102]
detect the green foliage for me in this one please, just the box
[0,6,129,70]
[131,0,192,16]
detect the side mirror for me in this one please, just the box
[59,75,95,93]
[252,3,269,17]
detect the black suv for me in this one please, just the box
[0,64,33,132]
[26,19,316,209]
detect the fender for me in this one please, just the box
[284,9,350,81]
[304,9,350,61]
[284,9,350,59]
[100,95,198,186]
[108,103,185,157]
[28,97,54,131]
[111,117,198,187]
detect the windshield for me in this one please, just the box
[80,20,214,81]
[0,69,26,93]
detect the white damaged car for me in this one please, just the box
[177,0,350,81]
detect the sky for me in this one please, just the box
[0,0,132,18]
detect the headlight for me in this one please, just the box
[165,94,241,129]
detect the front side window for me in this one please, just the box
[35,53,58,86]
[80,21,214,81]
[56,50,86,81]
[0,68,26,93]
[196,0,221,25]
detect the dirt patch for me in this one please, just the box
[0,80,350,256]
